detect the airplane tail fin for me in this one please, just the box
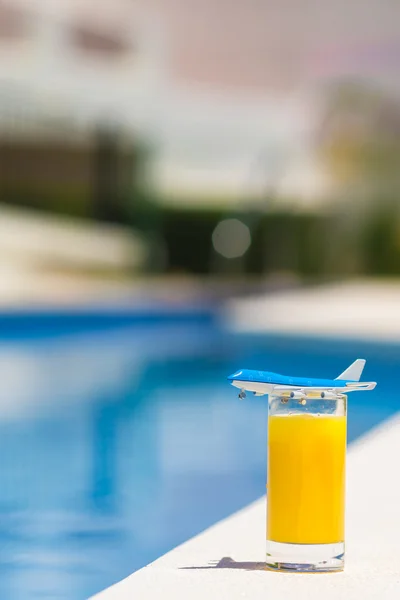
[335,359,366,381]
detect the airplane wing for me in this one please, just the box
[273,382,376,392]
[343,382,376,390]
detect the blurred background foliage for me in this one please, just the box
[1,105,400,280]
[0,0,399,284]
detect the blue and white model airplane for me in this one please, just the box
[228,359,376,399]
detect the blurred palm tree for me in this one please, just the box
[315,80,400,275]
[318,80,400,194]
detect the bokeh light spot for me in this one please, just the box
[212,219,251,259]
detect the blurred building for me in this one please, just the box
[0,0,162,128]
[0,0,158,289]
[1,0,399,210]
[0,0,164,222]
[137,0,400,207]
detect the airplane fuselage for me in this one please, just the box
[228,368,376,396]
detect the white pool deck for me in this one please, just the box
[92,281,400,599]
[226,280,400,342]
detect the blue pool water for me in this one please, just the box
[0,315,398,599]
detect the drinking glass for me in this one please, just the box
[266,391,347,572]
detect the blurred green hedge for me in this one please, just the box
[151,207,328,277]
[0,131,399,277]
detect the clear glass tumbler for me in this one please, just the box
[266,391,347,572]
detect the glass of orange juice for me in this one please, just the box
[266,391,347,572]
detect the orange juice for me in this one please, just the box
[267,414,346,545]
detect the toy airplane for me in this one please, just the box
[228,359,376,399]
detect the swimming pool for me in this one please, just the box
[0,313,397,599]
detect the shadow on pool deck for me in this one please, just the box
[181,557,267,571]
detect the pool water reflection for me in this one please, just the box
[0,323,397,599]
